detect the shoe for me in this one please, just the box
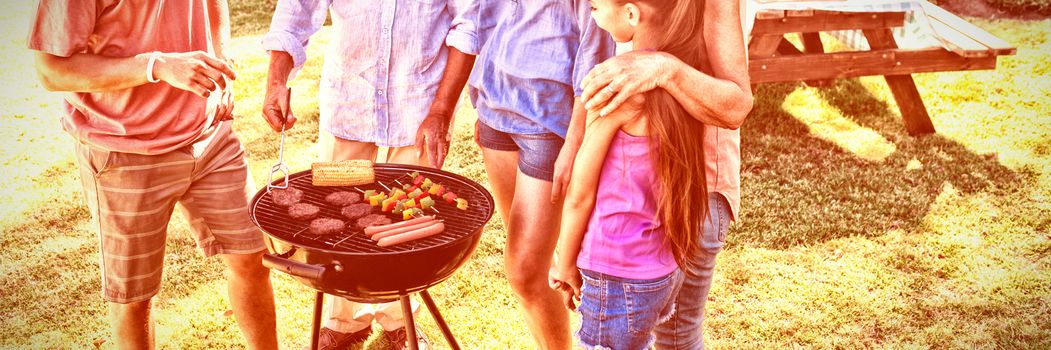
[304,326,372,350]
[384,327,431,350]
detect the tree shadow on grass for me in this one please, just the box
[732,79,1022,249]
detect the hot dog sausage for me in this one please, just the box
[364,215,435,237]
[376,222,446,247]
[370,220,444,241]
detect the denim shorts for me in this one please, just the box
[577,269,684,350]
[474,120,564,181]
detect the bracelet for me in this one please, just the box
[146,51,161,83]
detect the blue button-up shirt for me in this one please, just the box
[468,0,615,137]
[263,0,479,147]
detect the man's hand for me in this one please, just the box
[415,112,453,168]
[550,141,580,204]
[152,51,237,98]
[262,84,295,132]
[548,263,583,311]
[581,50,677,117]
[214,86,235,124]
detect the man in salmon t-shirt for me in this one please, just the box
[28,1,278,348]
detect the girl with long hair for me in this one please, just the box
[548,0,713,348]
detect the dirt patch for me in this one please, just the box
[935,0,1051,21]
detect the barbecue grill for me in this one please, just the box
[250,163,494,350]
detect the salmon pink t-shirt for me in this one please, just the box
[28,0,226,155]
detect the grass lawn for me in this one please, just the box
[1,2,1049,349]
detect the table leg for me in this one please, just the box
[801,32,833,87]
[863,29,936,135]
[749,34,785,59]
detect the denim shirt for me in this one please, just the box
[468,0,615,137]
[263,0,480,147]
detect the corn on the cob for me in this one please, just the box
[311,160,375,186]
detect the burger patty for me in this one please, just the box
[325,191,362,207]
[340,203,373,220]
[309,218,345,235]
[355,213,392,230]
[271,187,304,207]
[288,203,320,221]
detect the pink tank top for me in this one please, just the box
[576,130,677,279]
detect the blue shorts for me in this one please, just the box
[474,120,564,181]
[577,269,684,350]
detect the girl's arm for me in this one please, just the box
[551,107,636,300]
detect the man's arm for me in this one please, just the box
[34,51,235,97]
[207,0,231,59]
[416,47,476,168]
[260,0,332,132]
[581,0,753,129]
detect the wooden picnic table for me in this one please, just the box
[746,1,1016,135]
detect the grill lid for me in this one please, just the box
[250,164,494,255]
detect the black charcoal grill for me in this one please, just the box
[250,163,494,350]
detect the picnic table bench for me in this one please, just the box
[745,0,1016,135]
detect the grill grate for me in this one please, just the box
[251,165,494,254]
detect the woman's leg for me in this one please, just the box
[653,194,731,350]
[480,146,571,349]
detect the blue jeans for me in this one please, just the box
[653,193,731,350]
[474,119,564,181]
[576,269,684,350]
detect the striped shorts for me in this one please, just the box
[75,121,266,304]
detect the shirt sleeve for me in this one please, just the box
[27,0,97,57]
[572,0,615,97]
[261,0,332,80]
[445,0,480,55]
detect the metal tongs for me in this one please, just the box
[267,88,292,192]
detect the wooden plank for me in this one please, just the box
[863,28,936,135]
[749,34,785,59]
[921,1,1016,55]
[749,48,998,83]
[786,9,815,17]
[927,18,995,57]
[760,9,786,19]
[751,11,905,36]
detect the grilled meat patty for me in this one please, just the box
[341,203,373,220]
[309,218,345,235]
[325,191,362,206]
[288,203,321,221]
[355,213,392,230]
[271,187,304,207]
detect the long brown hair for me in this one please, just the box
[621,0,710,273]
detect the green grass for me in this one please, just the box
[1,3,1050,349]
[986,0,1051,14]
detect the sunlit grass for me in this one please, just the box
[782,87,898,162]
[1,2,1049,349]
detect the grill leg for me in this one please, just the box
[400,295,419,350]
[310,291,324,350]
[421,290,461,350]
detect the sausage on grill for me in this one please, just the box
[271,187,304,207]
[340,203,373,220]
[309,218,345,235]
[325,191,362,207]
[288,203,320,221]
